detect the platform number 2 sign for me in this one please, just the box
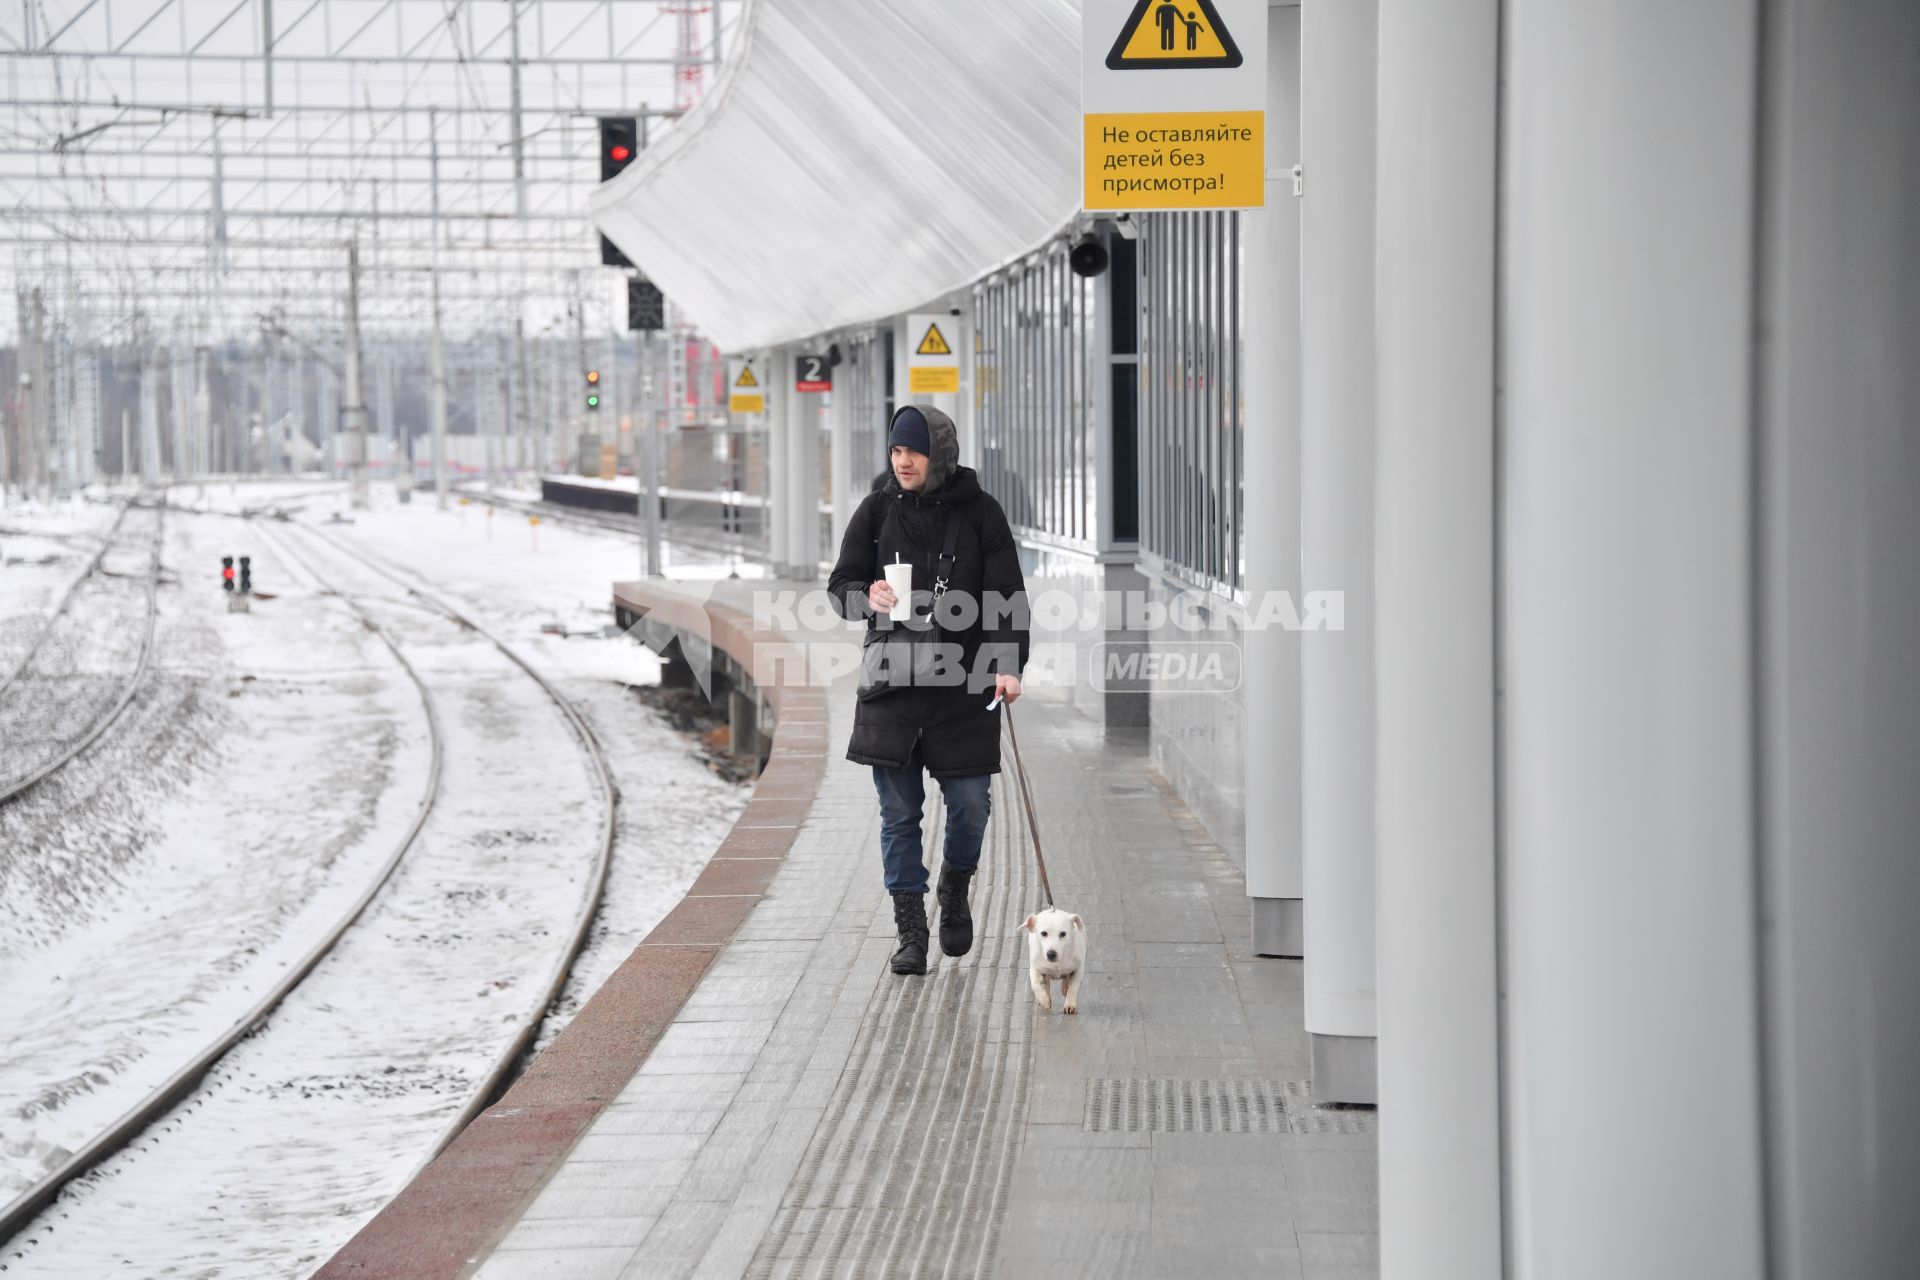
[795,354,832,393]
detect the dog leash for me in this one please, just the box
[995,698,1055,909]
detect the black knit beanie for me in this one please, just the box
[888,406,932,458]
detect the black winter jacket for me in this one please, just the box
[827,408,1030,778]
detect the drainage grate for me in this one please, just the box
[1082,1078,1378,1135]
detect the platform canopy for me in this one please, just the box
[590,0,1082,354]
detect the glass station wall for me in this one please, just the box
[972,244,1099,551]
[1133,209,1248,866]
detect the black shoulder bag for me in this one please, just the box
[857,509,963,701]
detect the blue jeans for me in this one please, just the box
[872,739,992,895]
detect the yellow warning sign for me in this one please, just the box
[1106,0,1243,69]
[905,312,961,394]
[1084,110,1263,210]
[1084,0,1263,211]
[914,323,952,357]
[727,357,765,413]
[910,367,959,394]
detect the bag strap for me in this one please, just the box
[931,511,961,604]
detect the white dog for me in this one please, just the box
[1024,908,1086,1014]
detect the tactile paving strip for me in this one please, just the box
[748,770,1038,1280]
[1082,1078,1379,1136]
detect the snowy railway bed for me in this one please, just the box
[0,490,167,805]
[278,514,621,1131]
[0,503,449,1247]
[0,492,135,686]
[0,505,621,1276]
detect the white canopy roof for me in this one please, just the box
[590,0,1082,354]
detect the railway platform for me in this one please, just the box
[321,577,1377,1280]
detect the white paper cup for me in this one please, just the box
[884,562,913,621]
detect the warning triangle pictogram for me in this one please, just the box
[914,323,953,357]
[1106,0,1243,70]
[735,364,759,388]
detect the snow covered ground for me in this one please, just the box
[277,486,757,1050]
[0,492,126,678]
[0,494,160,793]
[1,478,752,1276]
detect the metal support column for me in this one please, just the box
[1243,2,1305,959]
[765,349,790,575]
[513,316,531,480]
[785,350,819,580]
[1374,0,1502,1270]
[640,328,661,577]
[1752,6,1920,1275]
[508,0,528,219]
[829,359,855,542]
[261,0,275,117]
[429,109,449,509]
[430,278,449,510]
[194,348,211,484]
[342,242,370,510]
[139,345,163,484]
[1298,0,1379,1105]
[1500,1,1768,1271]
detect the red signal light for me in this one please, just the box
[598,118,638,183]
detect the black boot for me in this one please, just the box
[935,864,976,957]
[890,892,929,975]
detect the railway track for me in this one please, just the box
[292,517,621,1153]
[0,496,136,699]
[0,489,168,808]
[0,510,618,1252]
[0,513,440,1244]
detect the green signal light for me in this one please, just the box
[586,394,601,408]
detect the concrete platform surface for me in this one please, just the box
[467,579,1379,1279]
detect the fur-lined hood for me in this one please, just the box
[872,403,961,495]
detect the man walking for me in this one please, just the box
[828,404,1030,976]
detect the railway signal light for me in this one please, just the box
[238,556,252,595]
[221,555,235,592]
[628,277,665,332]
[597,117,639,266]
[585,369,602,411]
[598,118,638,183]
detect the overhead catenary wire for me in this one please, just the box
[2,1,737,345]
